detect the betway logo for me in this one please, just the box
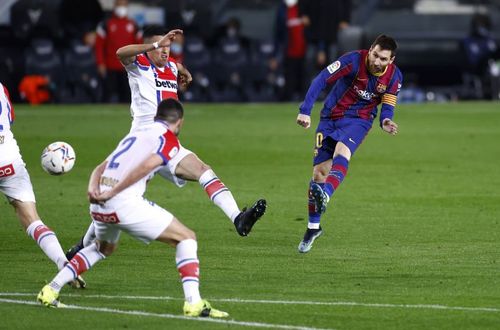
[155,79,178,90]
[354,85,376,101]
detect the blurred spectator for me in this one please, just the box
[10,0,61,42]
[213,17,251,50]
[163,0,213,41]
[461,13,498,99]
[59,0,103,43]
[18,75,51,105]
[95,0,142,103]
[170,33,185,64]
[273,0,309,101]
[302,0,351,70]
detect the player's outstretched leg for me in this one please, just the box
[38,242,106,308]
[66,222,96,260]
[25,219,68,270]
[233,199,267,236]
[174,238,228,317]
[298,181,327,253]
[198,169,267,236]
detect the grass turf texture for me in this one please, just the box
[1,102,499,329]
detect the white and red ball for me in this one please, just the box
[41,141,76,175]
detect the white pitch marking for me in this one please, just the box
[0,298,332,330]
[1,292,499,313]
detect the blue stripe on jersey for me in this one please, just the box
[156,136,169,165]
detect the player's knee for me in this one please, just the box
[97,241,116,256]
[312,167,329,182]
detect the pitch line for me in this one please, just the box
[1,292,499,313]
[0,298,331,330]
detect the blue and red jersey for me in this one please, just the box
[299,50,403,125]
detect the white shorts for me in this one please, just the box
[89,196,173,244]
[0,160,36,203]
[157,144,192,187]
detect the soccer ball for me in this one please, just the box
[41,141,76,175]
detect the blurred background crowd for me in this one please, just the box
[0,0,499,104]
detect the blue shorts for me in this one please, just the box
[313,118,373,165]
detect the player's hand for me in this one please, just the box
[87,188,101,204]
[93,190,114,205]
[179,71,192,88]
[158,29,183,48]
[382,118,398,135]
[297,114,311,129]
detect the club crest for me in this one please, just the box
[376,83,387,93]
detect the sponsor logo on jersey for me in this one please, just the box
[100,176,119,188]
[168,146,179,159]
[376,83,387,93]
[91,212,120,224]
[0,163,15,178]
[327,61,341,74]
[155,79,178,90]
[354,85,376,101]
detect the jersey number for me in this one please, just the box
[108,137,137,169]
[315,132,323,148]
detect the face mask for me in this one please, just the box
[285,0,298,7]
[114,6,128,18]
[170,42,182,55]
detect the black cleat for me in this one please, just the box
[234,199,267,236]
[65,237,84,261]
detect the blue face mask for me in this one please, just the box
[171,42,183,54]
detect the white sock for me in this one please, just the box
[82,221,96,247]
[199,170,240,222]
[50,242,105,292]
[176,239,201,304]
[26,220,67,270]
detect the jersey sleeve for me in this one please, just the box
[156,130,180,165]
[2,84,15,125]
[299,52,357,116]
[379,68,403,125]
[124,53,151,74]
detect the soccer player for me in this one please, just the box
[296,35,402,253]
[66,27,266,259]
[38,98,228,317]
[0,81,85,287]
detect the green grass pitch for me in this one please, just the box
[1,102,499,329]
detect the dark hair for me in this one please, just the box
[155,98,184,123]
[371,34,398,57]
[142,25,168,40]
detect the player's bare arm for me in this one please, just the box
[88,161,107,203]
[297,114,311,129]
[382,118,398,135]
[116,29,183,66]
[95,154,164,203]
[177,62,193,88]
